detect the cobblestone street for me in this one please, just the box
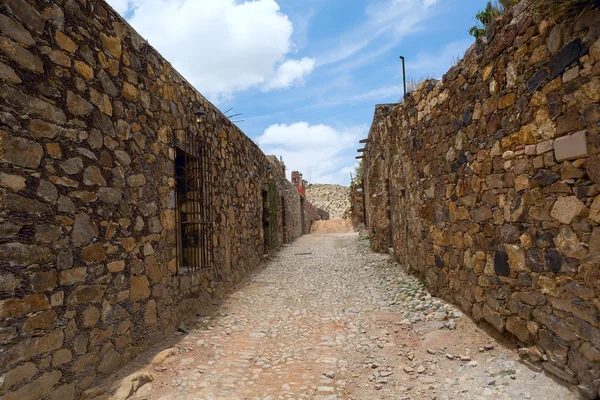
[101,232,576,400]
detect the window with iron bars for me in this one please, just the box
[173,131,214,274]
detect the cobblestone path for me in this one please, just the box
[110,232,576,400]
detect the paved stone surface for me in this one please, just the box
[107,232,577,400]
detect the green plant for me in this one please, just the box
[469,1,503,39]
[354,159,364,185]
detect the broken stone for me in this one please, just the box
[504,244,527,272]
[151,348,178,364]
[72,213,99,246]
[550,196,586,224]
[60,157,84,175]
[554,225,588,259]
[110,372,153,400]
[83,165,107,186]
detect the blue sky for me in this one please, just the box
[107,0,487,185]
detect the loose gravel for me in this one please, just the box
[103,232,577,400]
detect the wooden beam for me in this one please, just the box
[357,148,366,152]
[355,155,364,159]
[359,138,370,143]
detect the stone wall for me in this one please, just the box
[364,103,395,252]
[349,183,365,231]
[305,184,351,219]
[360,2,600,397]
[0,0,309,397]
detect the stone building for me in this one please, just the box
[0,0,322,397]
[355,3,600,397]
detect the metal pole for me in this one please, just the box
[399,56,406,98]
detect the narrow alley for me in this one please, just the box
[90,230,575,400]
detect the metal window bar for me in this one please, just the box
[174,130,214,275]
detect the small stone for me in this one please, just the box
[0,62,22,84]
[36,180,58,203]
[1,132,44,168]
[82,305,100,328]
[74,60,93,79]
[81,243,106,263]
[72,213,98,247]
[60,267,86,285]
[67,90,93,116]
[128,174,146,187]
[151,348,178,364]
[55,31,77,53]
[29,119,61,139]
[83,165,107,186]
[504,244,527,272]
[550,196,586,224]
[122,81,138,100]
[98,349,121,375]
[403,366,414,373]
[0,173,26,192]
[130,275,151,301]
[67,285,105,305]
[46,49,71,67]
[60,157,84,175]
[100,33,122,59]
[52,349,72,367]
[417,365,426,373]
[554,225,588,259]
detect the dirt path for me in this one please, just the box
[96,233,577,400]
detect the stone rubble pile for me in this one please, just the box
[306,184,351,220]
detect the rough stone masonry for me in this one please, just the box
[356,2,600,398]
[0,0,325,398]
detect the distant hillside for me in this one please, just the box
[306,184,351,220]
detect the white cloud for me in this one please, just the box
[316,0,439,67]
[256,122,366,184]
[263,57,315,91]
[107,0,130,14]
[106,0,315,101]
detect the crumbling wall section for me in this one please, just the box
[0,0,306,397]
[363,3,600,396]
